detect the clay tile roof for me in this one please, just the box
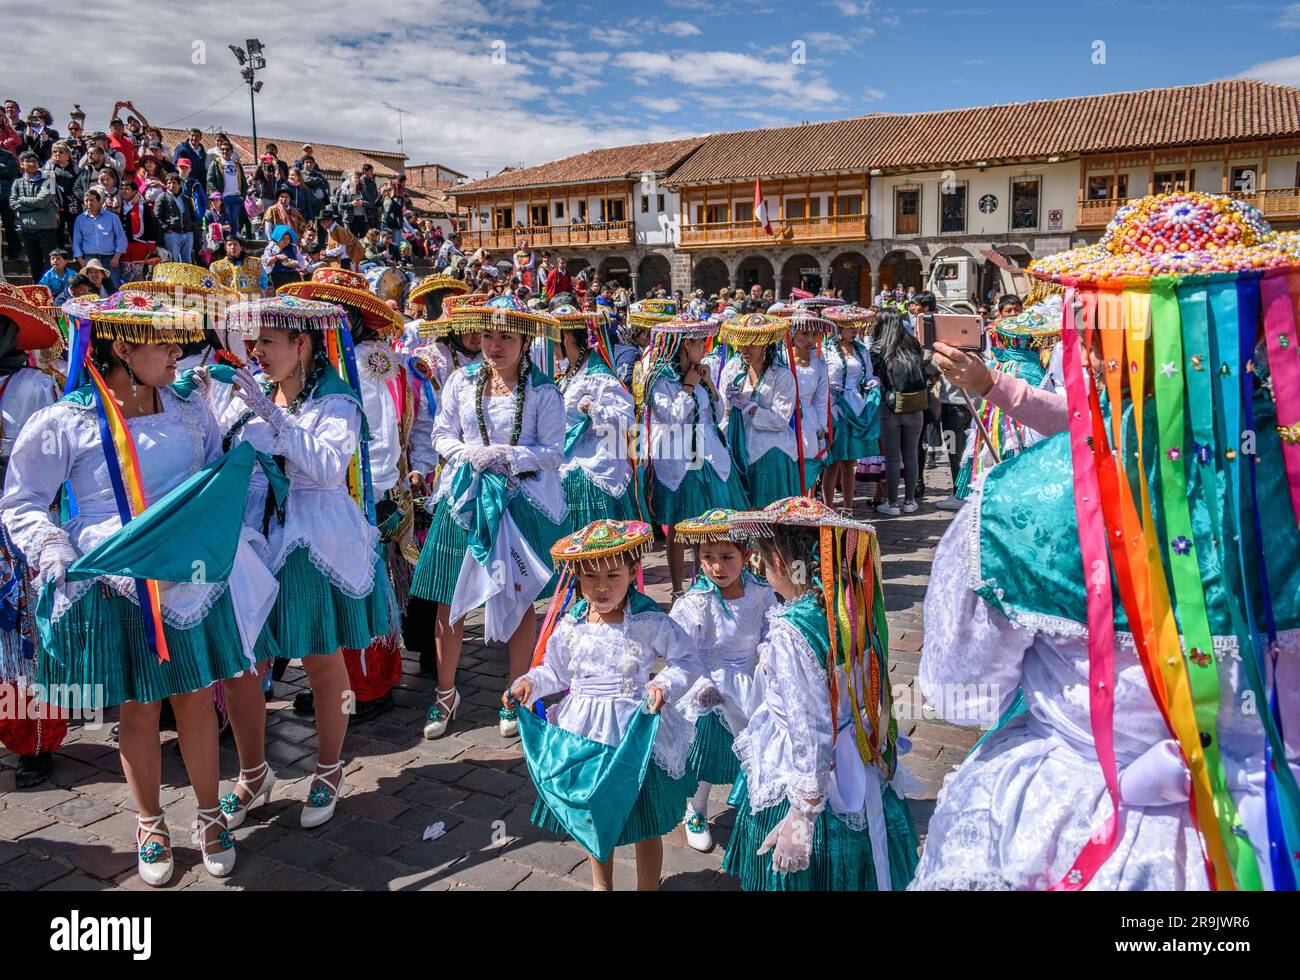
[158,128,406,180]
[451,136,708,194]
[665,79,1300,183]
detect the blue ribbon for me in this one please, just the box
[336,329,377,527]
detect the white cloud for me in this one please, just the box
[864,87,887,100]
[632,95,683,113]
[613,50,841,107]
[1239,54,1300,85]
[661,20,703,37]
[1277,3,1300,28]
[833,0,875,15]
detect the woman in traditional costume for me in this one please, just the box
[216,295,397,832]
[781,303,833,495]
[411,296,568,740]
[913,192,1300,890]
[723,497,920,891]
[0,290,273,885]
[719,313,801,507]
[209,237,265,299]
[552,305,635,528]
[641,311,748,597]
[0,286,68,787]
[670,508,776,852]
[821,305,880,509]
[506,518,701,890]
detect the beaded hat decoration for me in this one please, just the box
[650,309,720,340]
[0,285,62,352]
[408,272,470,307]
[550,519,654,569]
[823,304,875,328]
[62,289,205,344]
[766,302,794,318]
[550,304,603,331]
[1013,191,1300,891]
[728,496,873,539]
[17,284,54,308]
[674,508,739,545]
[988,301,1062,354]
[717,312,789,348]
[278,266,405,336]
[123,262,235,298]
[417,292,489,338]
[789,300,836,334]
[628,298,678,329]
[449,293,560,341]
[220,295,349,335]
[796,295,847,311]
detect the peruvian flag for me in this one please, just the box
[754,178,773,235]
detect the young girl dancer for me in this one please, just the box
[821,306,880,509]
[723,497,920,891]
[670,508,776,852]
[505,518,701,890]
[783,303,832,494]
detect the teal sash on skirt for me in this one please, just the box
[564,411,591,455]
[517,699,660,862]
[728,405,749,484]
[446,461,508,565]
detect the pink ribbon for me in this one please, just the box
[1260,271,1300,528]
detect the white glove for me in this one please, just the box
[730,391,752,413]
[577,396,594,415]
[466,445,509,472]
[757,806,815,874]
[190,366,212,398]
[35,531,78,590]
[230,368,283,428]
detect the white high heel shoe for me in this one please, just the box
[300,760,347,829]
[219,761,277,831]
[422,687,460,739]
[683,805,714,853]
[136,814,174,887]
[498,703,520,738]
[193,806,238,877]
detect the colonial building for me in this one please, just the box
[449,78,1300,301]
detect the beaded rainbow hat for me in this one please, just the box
[1006,190,1300,890]
[550,518,654,568]
[674,509,739,545]
[123,262,234,298]
[789,300,836,334]
[278,267,405,335]
[823,304,874,329]
[717,312,789,347]
[628,298,678,329]
[449,293,559,341]
[988,300,1063,356]
[417,291,489,339]
[220,295,349,335]
[0,283,62,351]
[408,272,469,309]
[729,496,873,538]
[62,289,204,344]
[766,301,794,318]
[550,304,603,332]
[795,295,846,311]
[650,310,719,340]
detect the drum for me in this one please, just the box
[364,265,406,305]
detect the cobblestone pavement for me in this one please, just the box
[0,465,974,892]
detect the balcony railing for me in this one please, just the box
[459,220,634,252]
[679,214,867,248]
[1081,188,1300,229]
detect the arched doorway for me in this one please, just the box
[735,254,775,295]
[692,256,729,297]
[598,255,633,287]
[780,253,822,297]
[878,249,922,294]
[565,255,594,280]
[829,251,870,303]
[637,253,672,297]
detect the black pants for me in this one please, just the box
[402,596,439,656]
[21,228,59,281]
[0,192,16,260]
[940,402,973,487]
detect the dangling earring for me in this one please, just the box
[125,359,139,399]
[298,358,306,388]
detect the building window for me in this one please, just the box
[494,206,512,229]
[895,187,920,235]
[1154,169,1193,193]
[602,197,626,222]
[785,198,806,220]
[641,194,650,213]
[808,197,822,219]
[1010,177,1040,230]
[837,194,863,216]
[1231,166,1258,193]
[577,199,588,221]
[734,202,753,223]
[529,204,549,227]
[940,182,967,233]
[554,201,564,220]
[657,193,665,212]
[704,203,729,224]
[1087,174,1128,200]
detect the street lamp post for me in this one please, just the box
[229,39,266,158]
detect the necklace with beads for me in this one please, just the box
[558,349,589,394]
[475,359,527,446]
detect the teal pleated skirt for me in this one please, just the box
[736,447,800,509]
[562,467,634,533]
[271,546,396,662]
[650,464,749,526]
[831,419,876,462]
[531,759,693,850]
[722,771,919,891]
[40,586,273,708]
[801,456,825,492]
[411,494,569,606]
[685,711,739,785]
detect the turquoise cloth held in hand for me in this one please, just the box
[517,699,660,862]
[564,410,591,456]
[447,460,508,566]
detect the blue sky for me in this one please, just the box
[12,0,1300,176]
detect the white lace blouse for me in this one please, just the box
[0,386,228,628]
[0,367,60,460]
[223,388,380,599]
[518,606,703,777]
[670,578,778,734]
[719,357,798,464]
[647,373,731,492]
[427,366,567,526]
[355,339,402,495]
[558,356,633,497]
[824,339,875,419]
[791,355,830,463]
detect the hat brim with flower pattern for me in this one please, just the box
[62,290,205,345]
[450,294,559,342]
[0,283,63,352]
[717,312,789,348]
[729,496,874,540]
[221,296,349,335]
[279,267,405,336]
[675,509,741,545]
[550,519,654,569]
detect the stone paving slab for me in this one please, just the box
[0,464,973,891]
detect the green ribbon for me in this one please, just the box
[564,410,591,456]
[447,461,509,567]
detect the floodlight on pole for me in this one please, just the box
[232,39,267,159]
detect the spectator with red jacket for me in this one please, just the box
[545,256,572,299]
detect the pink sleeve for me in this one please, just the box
[983,372,1069,437]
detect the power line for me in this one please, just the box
[159,83,245,127]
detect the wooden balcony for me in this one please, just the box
[459,220,635,252]
[1080,188,1300,230]
[679,214,867,249]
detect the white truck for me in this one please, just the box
[926,250,1032,314]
